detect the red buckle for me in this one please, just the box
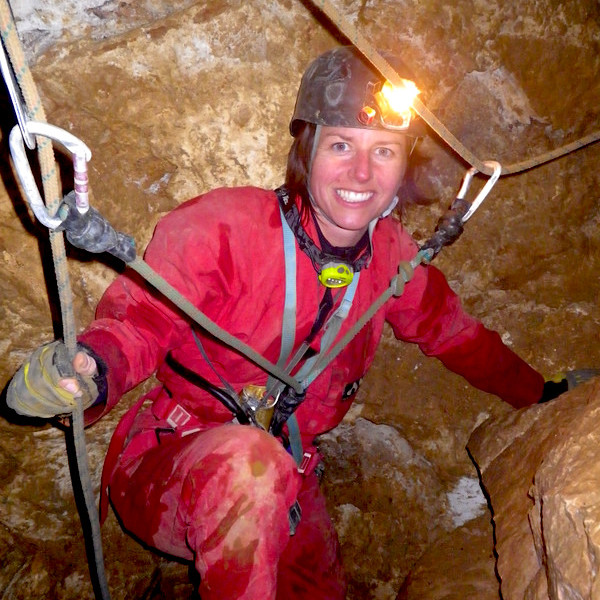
[166,403,191,428]
[298,450,319,475]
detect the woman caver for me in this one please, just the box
[8,46,571,599]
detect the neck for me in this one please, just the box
[311,210,369,259]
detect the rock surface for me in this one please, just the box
[469,378,600,600]
[1,0,600,598]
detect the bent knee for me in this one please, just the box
[184,424,300,495]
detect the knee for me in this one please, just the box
[185,424,301,501]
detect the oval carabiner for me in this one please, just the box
[9,121,93,230]
[461,160,502,222]
[26,121,92,215]
[9,125,63,229]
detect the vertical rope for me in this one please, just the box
[0,3,110,598]
[0,2,77,353]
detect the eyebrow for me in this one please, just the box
[321,132,406,147]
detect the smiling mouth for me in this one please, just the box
[336,189,373,203]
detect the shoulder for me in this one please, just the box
[163,186,278,227]
[150,186,280,246]
[372,215,419,262]
[143,186,284,275]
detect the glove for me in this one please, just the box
[539,369,600,403]
[7,341,102,418]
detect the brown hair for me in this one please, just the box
[284,121,316,223]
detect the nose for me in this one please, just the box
[349,149,372,182]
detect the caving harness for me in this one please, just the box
[182,186,366,465]
[183,172,503,469]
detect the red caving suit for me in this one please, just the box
[79,186,544,599]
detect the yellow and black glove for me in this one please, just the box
[7,341,103,418]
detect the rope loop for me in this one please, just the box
[391,261,415,296]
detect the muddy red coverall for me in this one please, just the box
[80,186,544,599]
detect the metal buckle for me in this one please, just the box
[288,500,302,536]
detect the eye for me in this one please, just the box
[374,146,394,158]
[331,141,350,152]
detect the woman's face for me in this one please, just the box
[308,126,408,247]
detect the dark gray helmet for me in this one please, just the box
[290,46,424,137]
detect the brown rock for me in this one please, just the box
[469,379,600,598]
[397,514,499,600]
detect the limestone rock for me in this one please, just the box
[396,514,499,600]
[468,378,600,599]
[318,417,453,597]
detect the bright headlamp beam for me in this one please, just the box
[380,79,420,114]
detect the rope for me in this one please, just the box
[0,2,77,348]
[300,256,423,385]
[0,2,111,599]
[127,257,304,394]
[310,0,600,176]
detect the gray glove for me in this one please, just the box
[7,341,100,418]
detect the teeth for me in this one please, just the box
[337,189,372,203]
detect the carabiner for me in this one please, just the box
[9,121,92,229]
[459,160,502,222]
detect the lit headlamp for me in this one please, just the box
[358,78,420,131]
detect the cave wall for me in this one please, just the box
[1,1,600,598]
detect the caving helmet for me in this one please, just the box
[290,46,423,137]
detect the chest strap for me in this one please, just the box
[268,205,360,464]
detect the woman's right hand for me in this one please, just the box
[7,341,100,418]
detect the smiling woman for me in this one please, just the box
[7,43,555,600]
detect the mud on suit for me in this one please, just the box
[79,186,544,599]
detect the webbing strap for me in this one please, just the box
[266,207,298,394]
[276,209,360,464]
[286,413,304,467]
[281,210,298,360]
[286,275,359,464]
[295,274,359,388]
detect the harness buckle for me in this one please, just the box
[288,500,302,536]
[166,403,192,428]
[298,449,320,475]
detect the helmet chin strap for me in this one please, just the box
[308,124,400,250]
